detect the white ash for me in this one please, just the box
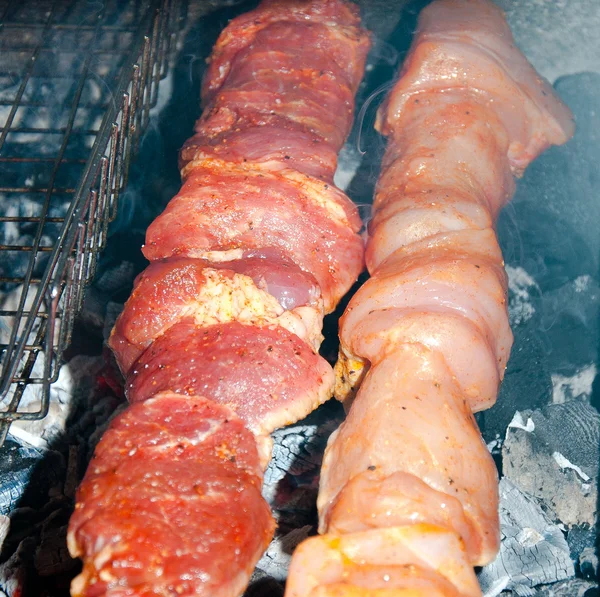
[503,402,599,528]
[506,266,538,327]
[551,364,596,405]
[533,578,599,597]
[7,354,103,451]
[479,479,574,597]
[487,434,504,455]
[508,411,535,433]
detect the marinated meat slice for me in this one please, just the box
[144,164,364,313]
[68,394,273,597]
[287,525,481,597]
[127,320,334,441]
[379,0,574,173]
[181,117,338,181]
[202,0,370,103]
[318,346,500,566]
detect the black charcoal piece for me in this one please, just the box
[0,440,64,516]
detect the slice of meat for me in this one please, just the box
[109,259,288,375]
[202,0,370,104]
[286,524,481,597]
[143,163,364,313]
[180,117,339,181]
[378,0,575,173]
[68,393,274,597]
[127,320,334,439]
[317,346,500,566]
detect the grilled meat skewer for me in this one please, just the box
[286,1,574,595]
[67,2,370,595]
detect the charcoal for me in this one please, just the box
[34,509,76,577]
[532,579,599,597]
[256,526,312,582]
[479,479,574,597]
[479,321,552,443]
[103,301,124,342]
[580,548,599,581]
[502,402,599,527]
[568,526,597,569]
[0,440,64,516]
[245,570,284,597]
[263,401,344,508]
[0,537,34,597]
[79,261,135,335]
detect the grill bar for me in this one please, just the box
[0,0,183,444]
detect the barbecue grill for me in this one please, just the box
[0,0,182,446]
[0,1,599,596]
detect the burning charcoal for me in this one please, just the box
[478,479,574,597]
[502,402,599,527]
[0,440,64,515]
[256,526,312,582]
[263,402,344,507]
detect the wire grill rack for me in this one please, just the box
[0,0,183,445]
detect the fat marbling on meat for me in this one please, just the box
[285,1,574,595]
[67,1,370,595]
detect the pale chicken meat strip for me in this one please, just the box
[67,1,370,595]
[286,0,574,595]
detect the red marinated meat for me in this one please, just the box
[202,0,370,104]
[109,256,322,375]
[69,1,370,595]
[143,163,364,313]
[127,320,334,438]
[68,394,273,597]
[180,117,339,181]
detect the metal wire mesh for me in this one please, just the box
[0,0,183,445]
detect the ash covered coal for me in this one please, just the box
[503,402,599,528]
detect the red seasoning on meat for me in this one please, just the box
[286,1,574,595]
[67,1,370,595]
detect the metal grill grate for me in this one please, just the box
[0,0,183,445]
